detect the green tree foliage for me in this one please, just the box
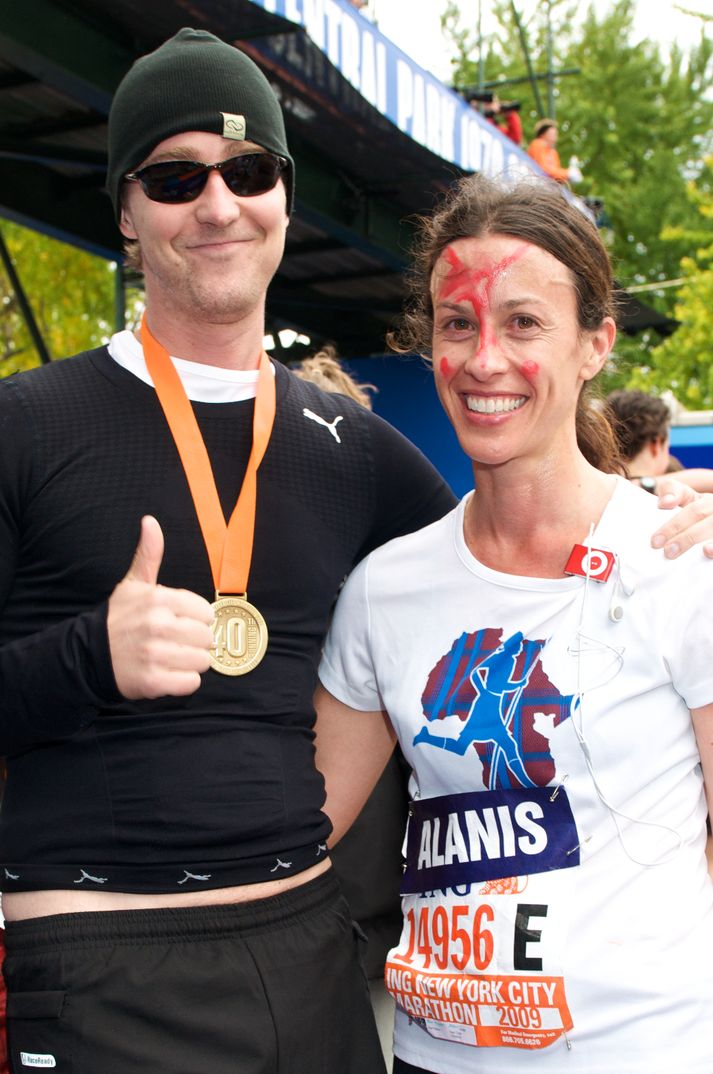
[628,157,713,406]
[0,221,117,376]
[442,0,713,386]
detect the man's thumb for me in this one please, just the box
[125,515,164,585]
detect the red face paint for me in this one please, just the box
[437,244,528,368]
[439,356,452,378]
[522,359,540,379]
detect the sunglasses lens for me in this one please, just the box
[132,155,285,204]
[139,162,208,203]
[222,154,283,197]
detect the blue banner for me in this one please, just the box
[248,0,540,181]
[402,787,580,894]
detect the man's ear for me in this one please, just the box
[119,203,138,241]
[580,317,616,382]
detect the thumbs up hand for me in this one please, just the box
[107,516,214,699]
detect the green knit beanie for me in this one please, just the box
[107,28,294,220]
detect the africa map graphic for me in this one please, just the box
[415,628,575,789]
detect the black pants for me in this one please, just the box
[3,870,385,1074]
[393,1060,439,1074]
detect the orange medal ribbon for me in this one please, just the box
[141,312,275,675]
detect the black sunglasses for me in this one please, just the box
[124,152,288,204]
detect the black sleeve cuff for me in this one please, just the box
[0,603,124,755]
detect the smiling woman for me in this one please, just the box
[390,175,623,492]
[428,231,616,492]
[315,173,713,1074]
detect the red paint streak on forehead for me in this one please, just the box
[438,244,528,313]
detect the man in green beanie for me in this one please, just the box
[0,26,457,1073]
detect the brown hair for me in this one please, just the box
[389,173,625,474]
[534,118,557,138]
[123,237,142,273]
[293,346,376,410]
[605,390,670,462]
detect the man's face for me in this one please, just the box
[119,130,289,330]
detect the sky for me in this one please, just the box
[366,0,710,83]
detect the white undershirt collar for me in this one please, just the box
[108,329,271,403]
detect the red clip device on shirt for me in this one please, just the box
[564,544,615,582]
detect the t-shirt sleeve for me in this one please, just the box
[359,410,456,560]
[319,557,383,712]
[663,550,713,711]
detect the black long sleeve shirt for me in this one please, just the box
[0,348,455,894]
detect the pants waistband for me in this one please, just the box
[4,868,342,953]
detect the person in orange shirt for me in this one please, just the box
[527,118,582,184]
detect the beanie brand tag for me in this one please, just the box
[221,113,246,140]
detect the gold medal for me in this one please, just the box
[210,594,268,676]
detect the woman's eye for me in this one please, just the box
[447,317,472,332]
[514,315,536,330]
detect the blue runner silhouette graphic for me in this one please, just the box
[415,628,574,789]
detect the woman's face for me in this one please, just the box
[431,233,615,472]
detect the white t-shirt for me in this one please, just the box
[320,477,713,1074]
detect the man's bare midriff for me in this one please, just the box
[2,858,331,921]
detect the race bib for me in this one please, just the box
[390,789,578,1050]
